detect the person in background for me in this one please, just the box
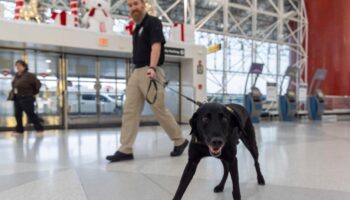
[106,0,188,162]
[11,59,43,134]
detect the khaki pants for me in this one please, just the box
[118,66,185,154]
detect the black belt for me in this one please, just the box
[15,94,34,98]
[134,64,149,68]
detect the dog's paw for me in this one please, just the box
[258,176,265,185]
[214,185,224,193]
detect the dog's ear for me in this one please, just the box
[189,112,198,136]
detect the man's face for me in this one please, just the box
[127,0,145,22]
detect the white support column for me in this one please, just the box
[251,0,257,64]
[248,0,258,91]
[276,42,282,121]
[190,0,195,25]
[277,0,284,94]
[223,0,229,34]
[222,0,229,102]
[184,0,188,24]
[302,0,309,83]
[252,0,257,39]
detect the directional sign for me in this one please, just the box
[207,44,221,54]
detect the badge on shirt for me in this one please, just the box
[14,88,18,94]
[138,27,144,37]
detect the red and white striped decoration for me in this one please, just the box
[51,11,67,26]
[70,0,78,27]
[173,23,185,42]
[14,0,24,20]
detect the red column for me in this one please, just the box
[306,0,350,95]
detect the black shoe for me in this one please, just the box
[106,151,134,162]
[170,139,189,157]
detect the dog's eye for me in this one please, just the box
[202,117,209,123]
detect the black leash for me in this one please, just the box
[146,78,203,107]
[145,79,158,104]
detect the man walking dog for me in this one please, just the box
[106,0,188,162]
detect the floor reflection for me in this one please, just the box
[0,122,350,200]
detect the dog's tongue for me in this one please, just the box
[209,146,222,154]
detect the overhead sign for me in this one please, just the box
[250,63,264,74]
[207,44,221,54]
[164,47,185,56]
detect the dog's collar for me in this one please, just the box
[191,136,205,145]
[225,106,234,113]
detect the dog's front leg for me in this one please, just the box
[173,159,200,200]
[214,159,229,193]
[228,157,241,200]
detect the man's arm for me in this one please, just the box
[147,17,165,79]
[147,42,161,79]
[149,42,161,68]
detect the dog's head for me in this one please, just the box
[190,103,243,157]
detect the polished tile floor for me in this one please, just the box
[1,120,350,200]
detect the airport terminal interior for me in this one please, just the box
[1,0,350,199]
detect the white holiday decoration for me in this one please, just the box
[82,0,114,33]
[51,11,76,27]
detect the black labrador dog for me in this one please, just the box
[173,103,265,200]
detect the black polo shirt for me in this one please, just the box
[132,14,165,68]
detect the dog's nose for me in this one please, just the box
[98,3,101,7]
[210,137,224,147]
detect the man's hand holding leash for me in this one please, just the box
[147,66,157,79]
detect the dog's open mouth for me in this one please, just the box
[208,146,224,157]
